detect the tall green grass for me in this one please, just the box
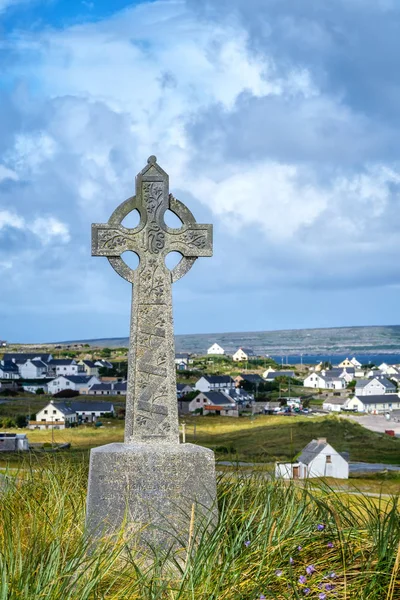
[0,456,399,599]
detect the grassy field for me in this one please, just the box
[0,457,399,599]
[2,414,400,467]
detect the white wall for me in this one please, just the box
[194,377,210,393]
[356,380,386,396]
[322,402,343,412]
[307,444,349,479]
[19,361,47,379]
[207,344,224,355]
[53,363,79,376]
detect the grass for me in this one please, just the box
[1,414,400,467]
[0,456,399,599]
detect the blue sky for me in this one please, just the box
[1,0,400,342]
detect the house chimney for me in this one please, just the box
[317,438,327,444]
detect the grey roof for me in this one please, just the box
[201,391,236,406]
[51,402,75,415]
[297,439,329,465]
[265,371,295,379]
[31,360,48,369]
[4,353,52,363]
[90,383,111,391]
[82,360,97,367]
[240,374,264,384]
[203,375,233,384]
[69,401,114,412]
[175,353,190,359]
[326,368,354,377]
[177,383,193,391]
[0,361,19,372]
[354,394,399,405]
[59,375,93,384]
[113,382,127,391]
[238,347,255,355]
[356,377,396,390]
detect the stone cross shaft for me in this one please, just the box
[92,156,213,444]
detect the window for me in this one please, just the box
[53,410,56,414]
[196,398,201,403]
[326,455,332,464]
[44,410,48,414]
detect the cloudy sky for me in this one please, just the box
[1,0,400,342]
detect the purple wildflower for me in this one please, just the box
[325,584,336,591]
[260,596,266,599]
[329,572,337,579]
[327,542,334,548]
[317,524,325,531]
[306,565,316,575]
[319,594,327,600]
[275,569,283,577]
[303,588,311,595]
[244,540,251,547]
[299,575,307,585]
[297,545,303,551]
[289,557,294,565]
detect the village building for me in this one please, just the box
[234,373,264,387]
[232,347,255,362]
[177,383,193,397]
[265,370,295,382]
[207,343,225,355]
[47,375,99,395]
[4,353,53,364]
[19,359,49,379]
[322,397,347,412]
[355,377,396,396]
[70,401,115,422]
[338,357,361,369]
[89,381,127,395]
[30,401,77,429]
[94,359,114,370]
[0,433,29,451]
[0,360,20,379]
[48,359,79,377]
[275,438,349,479]
[323,368,355,383]
[378,364,399,376]
[345,394,400,413]
[195,375,235,393]
[189,391,238,416]
[78,360,100,376]
[262,366,276,378]
[303,373,346,390]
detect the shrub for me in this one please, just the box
[53,389,80,398]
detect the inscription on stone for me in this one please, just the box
[92,156,213,443]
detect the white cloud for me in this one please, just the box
[30,217,71,244]
[0,209,24,230]
[0,165,18,182]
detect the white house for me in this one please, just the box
[207,343,225,355]
[89,381,127,395]
[30,401,77,429]
[345,394,400,413]
[303,373,346,390]
[70,401,115,422]
[275,438,349,479]
[350,357,362,368]
[262,367,276,378]
[195,375,234,392]
[378,364,399,376]
[19,359,49,379]
[78,360,100,376]
[232,347,255,362]
[322,398,347,412]
[355,377,396,396]
[0,360,20,379]
[49,359,80,377]
[47,375,99,394]
[189,391,238,416]
[338,358,354,369]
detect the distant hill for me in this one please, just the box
[59,325,400,356]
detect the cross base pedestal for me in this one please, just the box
[86,442,217,549]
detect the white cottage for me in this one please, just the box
[355,377,396,396]
[207,343,225,355]
[19,359,48,379]
[303,373,346,390]
[49,359,80,376]
[275,439,349,479]
[189,391,238,416]
[31,401,77,429]
[345,394,400,413]
[232,347,255,361]
[47,375,99,394]
[195,375,234,392]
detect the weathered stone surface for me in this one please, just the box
[91,156,213,443]
[86,443,217,547]
[86,156,217,547]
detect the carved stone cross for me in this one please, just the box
[92,156,213,444]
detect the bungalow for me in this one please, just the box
[47,375,99,395]
[323,368,355,383]
[189,391,237,416]
[89,381,127,395]
[19,359,49,379]
[355,377,396,396]
[195,375,235,392]
[275,438,349,479]
[0,360,20,379]
[262,366,276,378]
[345,394,400,413]
[207,343,224,355]
[378,364,399,376]
[232,347,255,362]
[322,397,347,412]
[49,359,79,377]
[30,401,77,429]
[174,353,191,366]
[70,401,115,422]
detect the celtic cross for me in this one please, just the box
[92,156,213,443]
